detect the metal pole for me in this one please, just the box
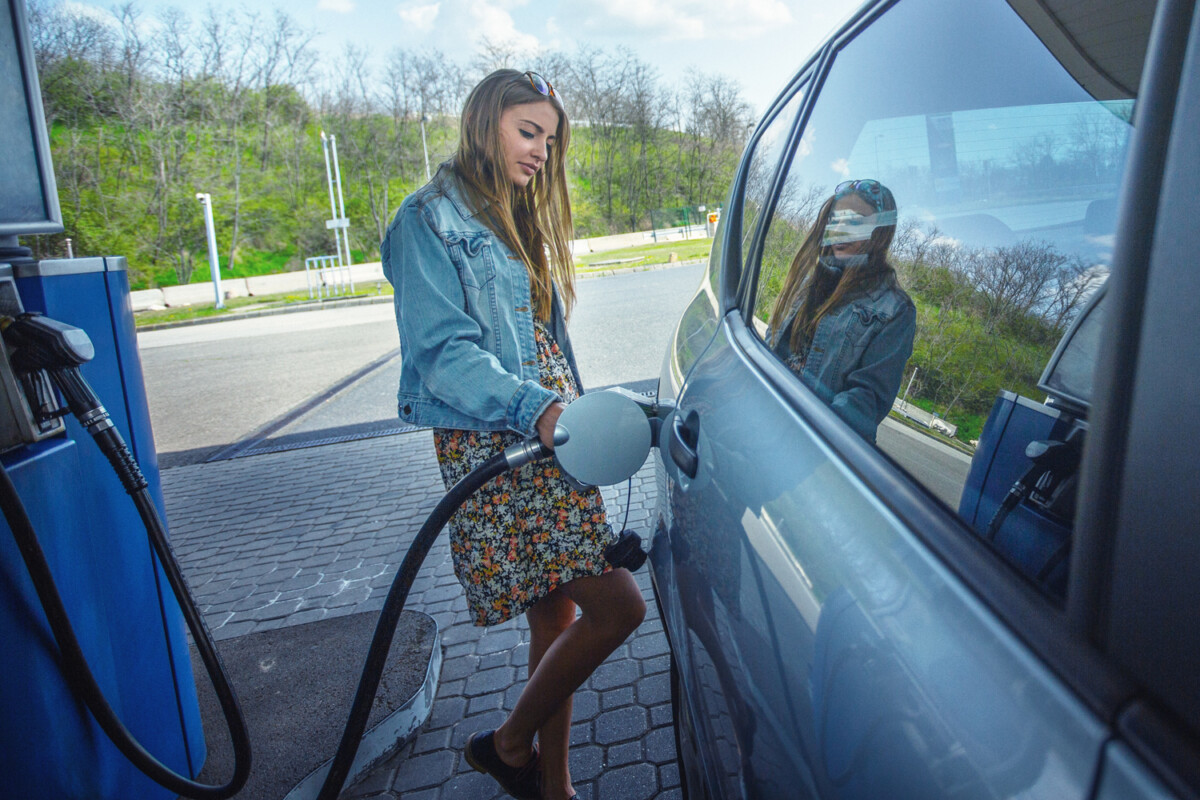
[420,114,431,181]
[901,366,918,411]
[196,193,225,309]
[320,131,343,272]
[330,134,353,270]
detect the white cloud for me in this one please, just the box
[831,157,851,178]
[467,0,540,52]
[60,1,119,28]
[582,0,791,41]
[397,1,440,29]
[319,0,357,12]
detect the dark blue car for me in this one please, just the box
[651,0,1200,797]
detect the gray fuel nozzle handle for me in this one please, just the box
[1,313,110,433]
[3,313,95,372]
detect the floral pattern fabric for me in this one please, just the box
[433,321,613,626]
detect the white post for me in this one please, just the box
[901,366,918,411]
[330,134,353,272]
[196,193,224,309]
[420,114,432,181]
[320,131,343,273]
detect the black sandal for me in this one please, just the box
[464,730,541,800]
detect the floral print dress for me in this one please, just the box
[433,321,614,626]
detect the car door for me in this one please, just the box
[653,0,1199,797]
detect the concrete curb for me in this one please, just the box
[286,625,444,800]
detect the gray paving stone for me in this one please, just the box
[608,740,644,767]
[391,749,456,792]
[636,671,671,707]
[589,657,640,691]
[434,769,502,799]
[602,686,636,710]
[568,744,605,782]
[595,705,649,745]
[476,628,522,655]
[411,726,453,756]
[645,724,678,765]
[597,762,658,800]
[326,585,372,608]
[660,759,681,789]
[426,695,467,730]
[651,702,675,729]
[464,666,515,697]
[571,689,599,721]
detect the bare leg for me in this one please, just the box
[525,590,578,799]
[494,569,646,797]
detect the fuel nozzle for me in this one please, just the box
[2,313,105,426]
[1,313,145,493]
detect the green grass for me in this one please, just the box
[134,285,393,328]
[575,239,711,272]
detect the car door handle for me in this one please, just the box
[669,409,700,479]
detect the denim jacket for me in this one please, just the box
[381,171,583,438]
[769,281,916,442]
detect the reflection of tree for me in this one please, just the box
[893,226,1102,426]
[753,179,826,321]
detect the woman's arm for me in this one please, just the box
[828,302,917,442]
[387,205,559,437]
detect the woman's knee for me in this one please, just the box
[595,570,647,634]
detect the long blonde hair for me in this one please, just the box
[768,186,899,352]
[451,69,575,320]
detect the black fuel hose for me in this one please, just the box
[315,437,551,800]
[0,435,253,800]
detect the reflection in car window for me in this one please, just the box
[747,0,1137,597]
[739,84,807,272]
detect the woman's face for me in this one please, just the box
[498,101,560,188]
[827,193,876,258]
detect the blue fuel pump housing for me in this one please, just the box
[0,257,206,799]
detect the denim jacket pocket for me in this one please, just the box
[443,231,497,291]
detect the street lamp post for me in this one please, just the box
[195,193,224,309]
[420,114,432,181]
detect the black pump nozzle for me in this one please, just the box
[605,529,648,571]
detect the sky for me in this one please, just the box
[61,0,863,116]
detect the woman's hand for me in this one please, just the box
[536,401,568,450]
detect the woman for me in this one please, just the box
[767,179,916,442]
[381,69,645,800]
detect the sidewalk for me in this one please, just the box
[163,426,679,799]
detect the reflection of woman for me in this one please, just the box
[382,70,645,800]
[767,179,916,442]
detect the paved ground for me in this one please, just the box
[163,426,678,800]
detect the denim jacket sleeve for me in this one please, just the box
[827,300,917,442]
[386,201,559,437]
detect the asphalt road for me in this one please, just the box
[137,263,707,466]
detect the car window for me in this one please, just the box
[744,0,1147,600]
[739,83,808,272]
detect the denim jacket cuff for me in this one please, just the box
[508,380,561,438]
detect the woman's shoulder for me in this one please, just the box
[860,274,915,317]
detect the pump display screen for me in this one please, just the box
[0,0,62,236]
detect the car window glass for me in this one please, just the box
[746,0,1145,601]
[1040,288,1106,411]
[739,84,807,272]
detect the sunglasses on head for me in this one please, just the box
[525,71,558,99]
[835,179,892,211]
